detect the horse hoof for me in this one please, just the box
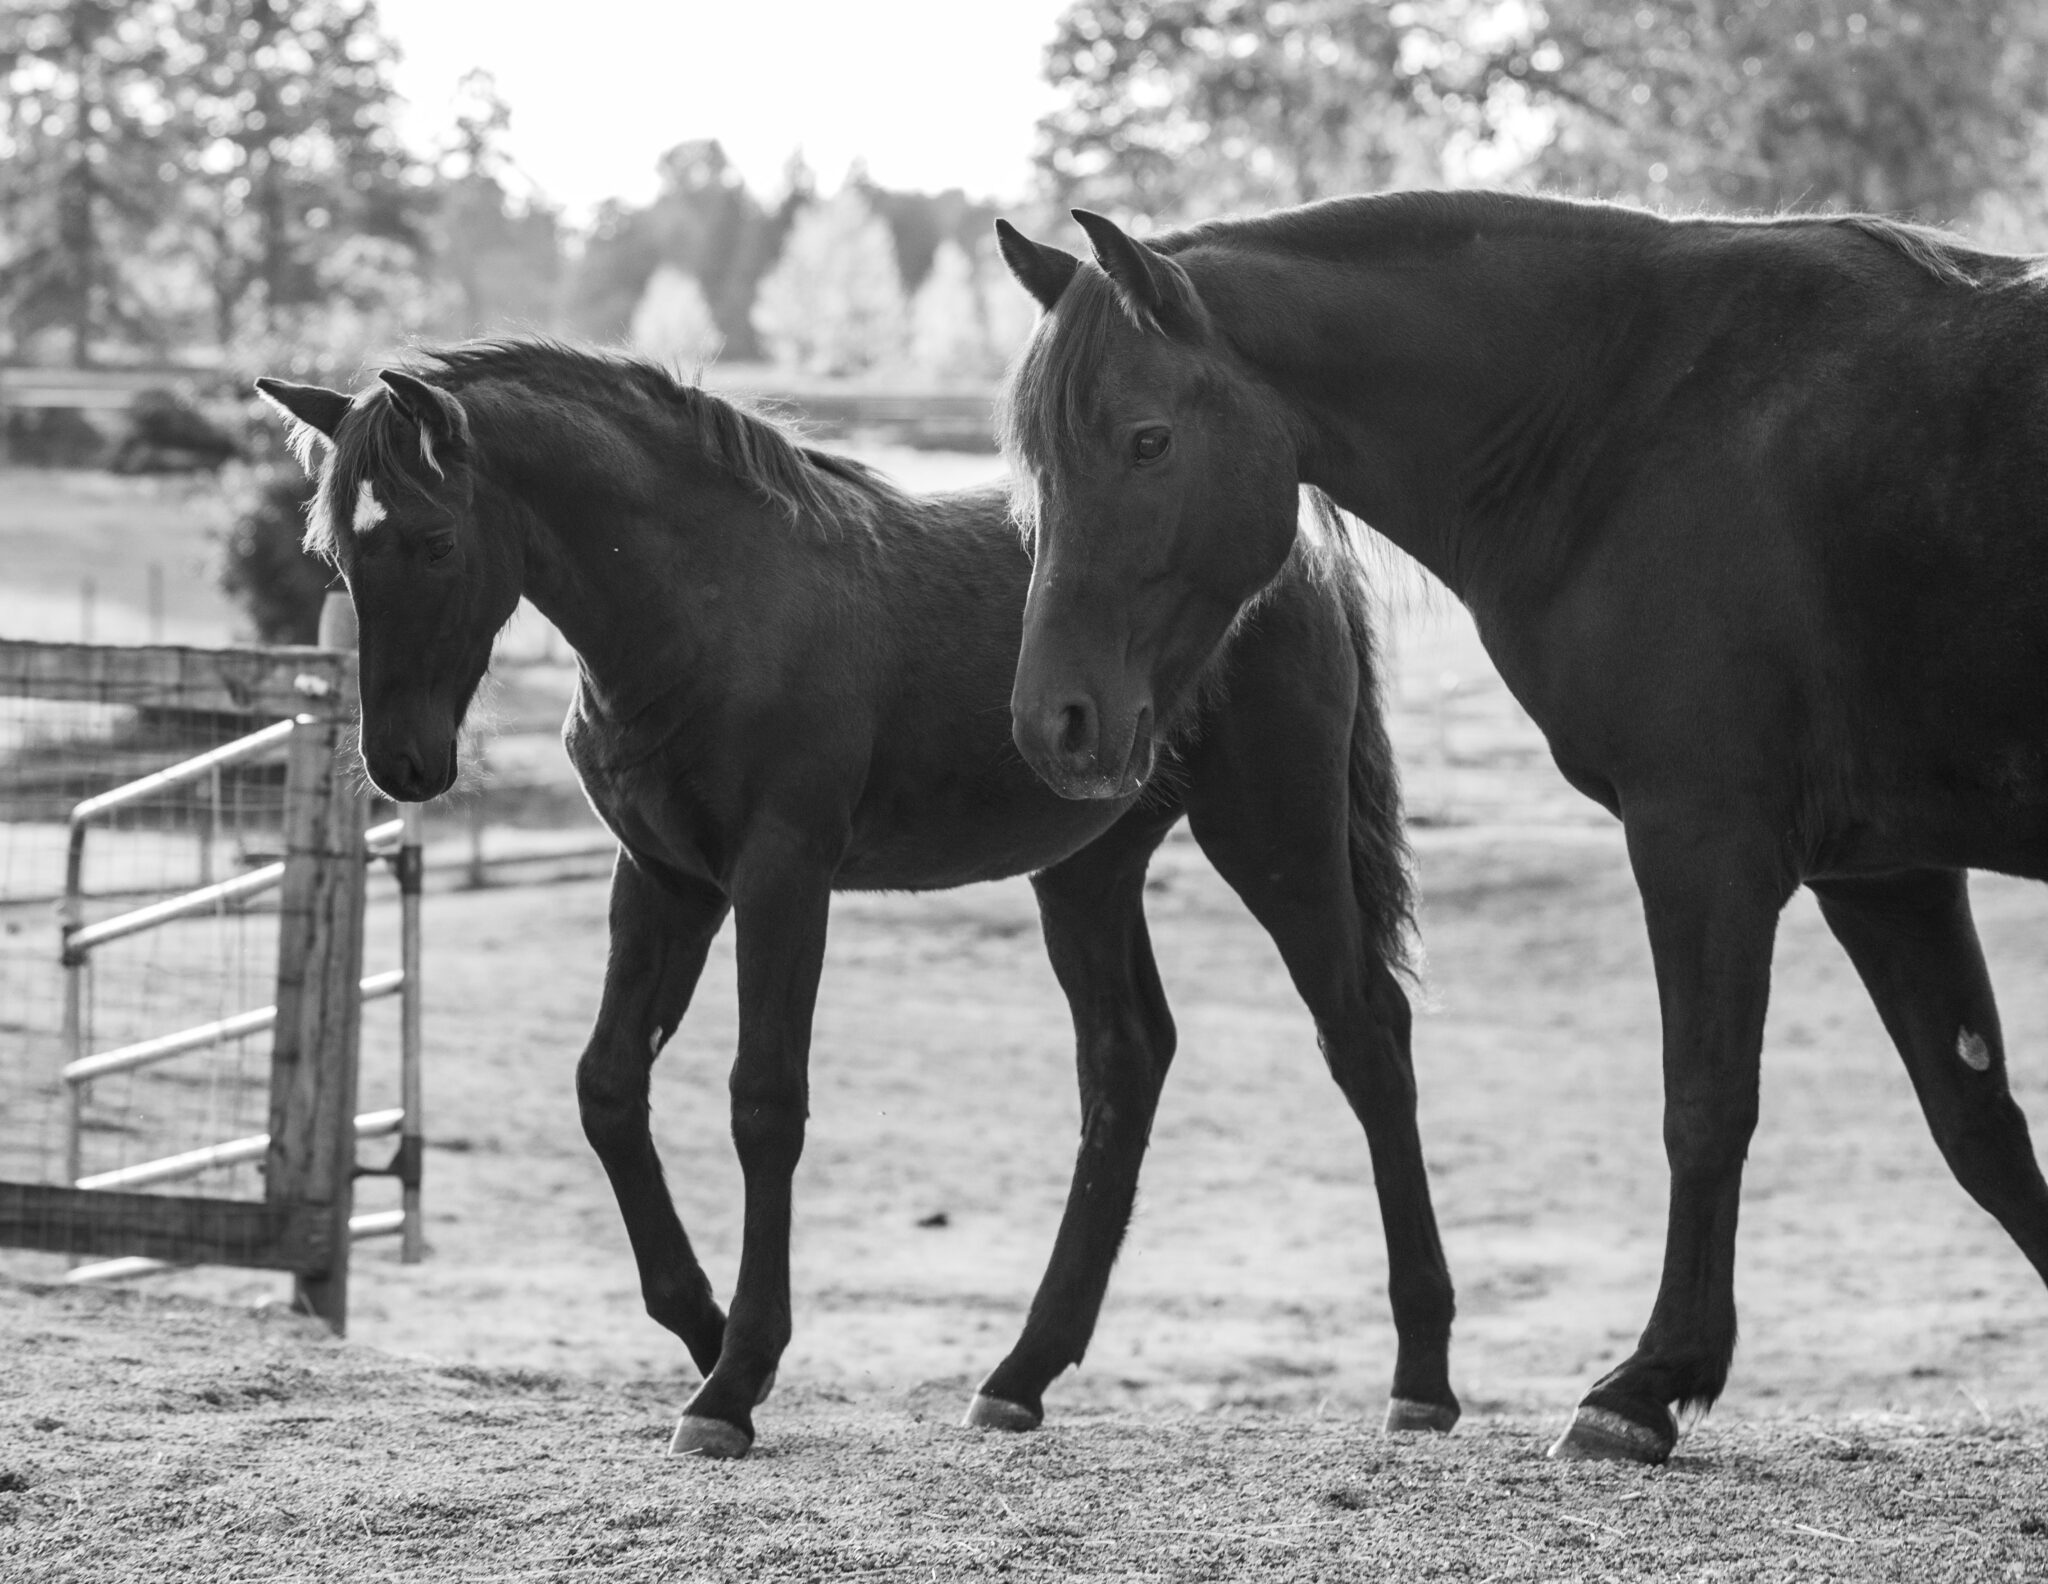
[1547,1405,1672,1465]
[668,1413,752,1459]
[754,1368,777,1407]
[963,1393,1042,1432]
[1384,1397,1460,1434]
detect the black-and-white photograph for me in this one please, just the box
[4,1,2047,1576]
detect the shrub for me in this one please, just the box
[217,464,334,644]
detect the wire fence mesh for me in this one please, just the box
[0,689,285,1200]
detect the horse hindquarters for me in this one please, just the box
[967,804,1183,1430]
[1176,586,1460,1432]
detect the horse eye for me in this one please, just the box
[424,537,455,565]
[1132,428,1171,465]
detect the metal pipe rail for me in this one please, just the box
[63,971,404,1085]
[74,1109,405,1192]
[60,717,298,921]
[64,861,283,961]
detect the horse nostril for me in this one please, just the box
[1056,700,1096,761]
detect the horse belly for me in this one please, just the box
[1814,750,2048,881]
[836,779,1139,891]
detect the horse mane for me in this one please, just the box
[308,339,915,560]
[997,268,1127,542]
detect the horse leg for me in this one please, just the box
[965,805,1182,1431]
[1552,817,1793,1463]
[1180,787,1459,1435]
[1811,868,2048,1278]
[668,845,832,1459]
[574,854,731,1375]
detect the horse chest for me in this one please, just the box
[564,724,733,883]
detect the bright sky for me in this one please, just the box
[377,0,1069,217]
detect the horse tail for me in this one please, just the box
[1335,569,1419,982]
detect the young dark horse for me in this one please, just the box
[991,191,2048,1463]
[254,340,1457,1459]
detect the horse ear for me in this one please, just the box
[994,218,1081,312]
[377,370,470,478]
[1070,209,1205,339]
[254,378,351,474]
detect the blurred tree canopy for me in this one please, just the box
[164,0,417,348]
[1038,0,2048,231]
[425,69,561,336]
[0,0,427,368]
[752,185,908,377]
[0,1,176,364]
[561,139,782,359]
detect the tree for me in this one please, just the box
[1506,0,2048,221]
[425,70,561,335]
[161,0,421,349]
[629,264,723,367]
[1035,1,1464,224]
[907,236,1037,382]
[907,239,984,380]
[217,463,330,643]
[1036,1,2048,230]
[0,1,178,363]
[561,139,776,358]
[751,186,908,377]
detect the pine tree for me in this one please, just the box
[629,264,723,367]
[751,186,907,378]
[907,239,987,382]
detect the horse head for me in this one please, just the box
[995,211,1303,800]
[256,370,523,802]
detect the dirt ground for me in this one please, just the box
[6,462,2048,1576]
[6,1282,2046,1582]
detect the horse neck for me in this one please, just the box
[1203,213,1673,607]
[470,397,805,724]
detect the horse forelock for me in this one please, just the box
[997,269,1126,539]
[305,387,440,564]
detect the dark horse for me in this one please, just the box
[992,191,2048,1463]
[254,340,1457,1458]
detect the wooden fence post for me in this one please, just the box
[266,709,369,1331]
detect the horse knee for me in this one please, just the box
[576,1048,651,1155]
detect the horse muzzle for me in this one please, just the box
[1011,690,1156,801]
[362,730,458,803]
